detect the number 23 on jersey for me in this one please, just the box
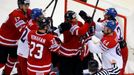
[29,41,44,59]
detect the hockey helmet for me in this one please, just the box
[31,8,43,20]
[65,10,76,21]
[105,8,117,18]
[37,17,50,30]
[88,59,99,72]
[105,20,116,31]
[18,0,30,5]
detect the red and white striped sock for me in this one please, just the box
[4,56,17,75]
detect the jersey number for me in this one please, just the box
[30,41,44,59]
[21,28,28,43]
[117,26,122,40]
[116,45,121,56]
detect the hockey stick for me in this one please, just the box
[50,0,58,30]
[91,0,99,20]
[43,0,58,32]
[90,0,102,64]
[43,0,54,12]
[50,0,58,18]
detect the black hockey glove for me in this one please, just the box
[58,22,72,33]
[79,10,92,23]
[88,23,96,36]
[119,39,127,48]
[51,26,57,31]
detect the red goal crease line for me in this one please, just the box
[64,0,127,41]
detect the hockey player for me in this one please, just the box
[54,10,93,75]
[27,17,60,75]
[0,0,31,74]
[97,8,128,75]
[86,20,123,74]
[87,59,120,75]
[78,10,95,70]
[17,8,43,75]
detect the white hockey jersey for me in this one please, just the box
[86,32,123,69]
[96,20,124,41]
[17,20,38,58]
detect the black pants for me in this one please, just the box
[0,45,17,63]
[59,55,83,75]
[82,52,94,69]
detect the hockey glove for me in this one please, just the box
[51,26,57,31]
[88,22,96,36]
[79,10,92,23]
[58,22,72,33]
[119,39,127,48]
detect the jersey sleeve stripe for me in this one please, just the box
[69,25,79,35]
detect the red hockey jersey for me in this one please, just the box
[27,30,60,74]
[59,21,90,57]
[0,8,31,46]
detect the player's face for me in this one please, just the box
[35,15,45,21]
[104,14,109,20]
[103,26,112,34]
[44,25,50,32]
[70,18,77,24]
[21,4,30,12]
[104,10,109,19]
